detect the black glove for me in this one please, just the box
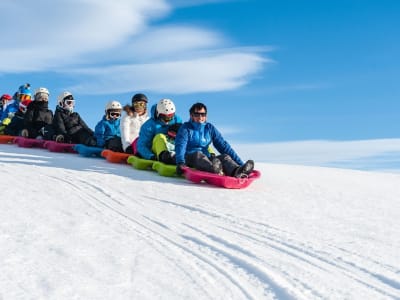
[125,145,133,154]
[176,163,187,176]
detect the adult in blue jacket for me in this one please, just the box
[136,98,182,162]
[175,102,254,177]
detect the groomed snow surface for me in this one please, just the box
[1,144,399,300]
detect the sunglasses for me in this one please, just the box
[192,112,207,117]
[159,113,174,122]
[133,102,146,108]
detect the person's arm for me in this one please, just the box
[174,123,188,165]
[136,121,156,160]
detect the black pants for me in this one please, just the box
[105,137,123,152]
[185,151,239,176]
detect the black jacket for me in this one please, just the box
[52,106,93,138]
[23,101,53,138]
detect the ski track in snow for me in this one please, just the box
[1,145,400,299]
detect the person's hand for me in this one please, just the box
[55,134,64,143]
[125,145,133,154]
[21,129,29,137]
[176,163,187,176]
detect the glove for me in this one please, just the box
[125,145,133,154]
[176,163,187,176]
[55,134,64,143]
[21,129,29,137]
[7,112,15,119]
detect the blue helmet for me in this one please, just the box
[18,83,32,97]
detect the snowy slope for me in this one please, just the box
[0,144,399,300]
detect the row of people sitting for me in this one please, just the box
[0,84,254,178]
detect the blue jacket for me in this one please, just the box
[175,120,244,166]
[0,100,19,122]
[137,104,182,160]
[94,116,121,147]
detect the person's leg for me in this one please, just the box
[186,151,222,174]
[152,133,175,164]
[219,154,254,177]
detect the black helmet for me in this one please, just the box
[131,93,148,104]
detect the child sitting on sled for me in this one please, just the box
[94,100,123,152]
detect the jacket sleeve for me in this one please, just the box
[174,123,189,165]
[211,124,244,165]
[94,120,106,147]
[136,120,156,160]
[120,115,131,151]
[53,111,67,136]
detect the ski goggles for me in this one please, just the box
[159,113,174,123]
[133,101,146,108]
[63,95,75,106]
[109,111,121,118]
[19,94,32,101]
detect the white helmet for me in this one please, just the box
[57,91,73,106]
[34,87,49,96]
[156,98,175,116]
[105,100,122,111]
[34,87,50,101]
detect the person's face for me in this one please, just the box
[191,108,207,123]
[133,101,146,114]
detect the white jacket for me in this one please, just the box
[120,110,150,151]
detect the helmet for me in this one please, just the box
[1,94,12,101]
[131,93,148,104]
[34,87,49,96]
[18,83,32,96]
[19,99,32,113]
[34,87,50,101]
[105,100,122,111]
[156,98,175,117]
[57,91,73,106]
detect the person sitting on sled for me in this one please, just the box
[4,99,32,136]
[0,83,32,123]
[0,94,14,134]
[51,91,97,145]
[94,100,123,152]
[120,93,150,154]
[0,94,13,121]
[175,102,254,177]
[21,87,53,139]
[136,98,182,164]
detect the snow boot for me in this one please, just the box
[233,160,254,178]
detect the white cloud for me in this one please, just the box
[66,52,267,94]
[0,1,268,95]
[0,0,169,71]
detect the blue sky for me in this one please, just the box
[1,0,400,169]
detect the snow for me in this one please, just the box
[1,143,399,300]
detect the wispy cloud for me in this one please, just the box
[0,0,268,95]
[65,52,266,94]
